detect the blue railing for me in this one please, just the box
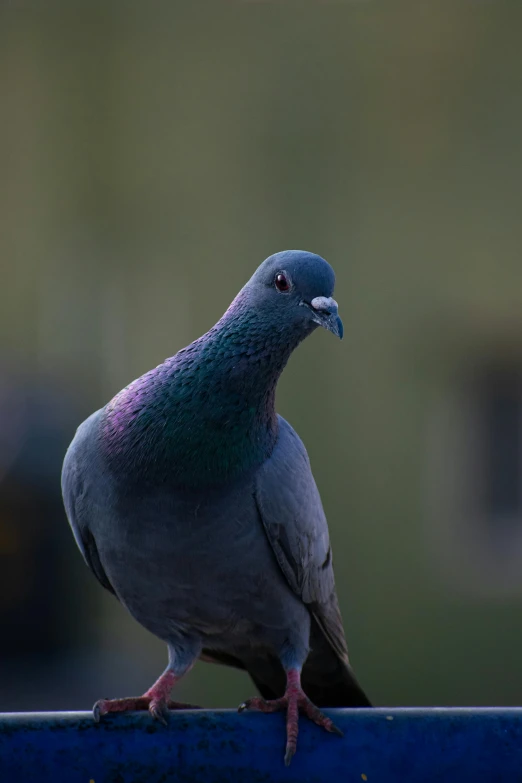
[1,708,521,782]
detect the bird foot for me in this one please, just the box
[238,671,342,766]
[93,696,200,725]
[93,668,200,725]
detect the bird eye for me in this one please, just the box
[275,272,291,292]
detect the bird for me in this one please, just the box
[61,249,371,765]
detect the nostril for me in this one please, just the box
[310,296,338,315]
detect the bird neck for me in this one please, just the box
[102,290,312,488]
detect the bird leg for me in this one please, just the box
[93,669,199,725]
[238,668,342,765]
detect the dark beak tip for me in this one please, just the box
[318,313,343,339]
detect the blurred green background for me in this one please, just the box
[2,1,522,711]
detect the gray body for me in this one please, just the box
[64,410,309,660]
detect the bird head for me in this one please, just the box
[246,250,343,340]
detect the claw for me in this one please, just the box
[149,700,169,726]
[93,699,109,723]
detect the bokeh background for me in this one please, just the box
[2,0,522,711]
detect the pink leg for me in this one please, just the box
[239,669,342,766]
[93,669,199,725]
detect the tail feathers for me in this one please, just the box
[299,611,371,707]
[300,659,371,707]
[247,651,370,708]
[248,659,370,708]
[202,641,371,708]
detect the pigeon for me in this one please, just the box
[62,250,371,765]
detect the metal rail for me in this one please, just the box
[1,708,521,782]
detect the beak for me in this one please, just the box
[309,296,344,339]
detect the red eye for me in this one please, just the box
[275,272,290,292]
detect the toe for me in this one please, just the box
[300,699,343,736]
[239,697,285,714]
[93,699,108,722]
[238,697,265,712]
[149,700,169,726]
[284,745,296,767]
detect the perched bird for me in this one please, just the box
[62,250,371,764]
